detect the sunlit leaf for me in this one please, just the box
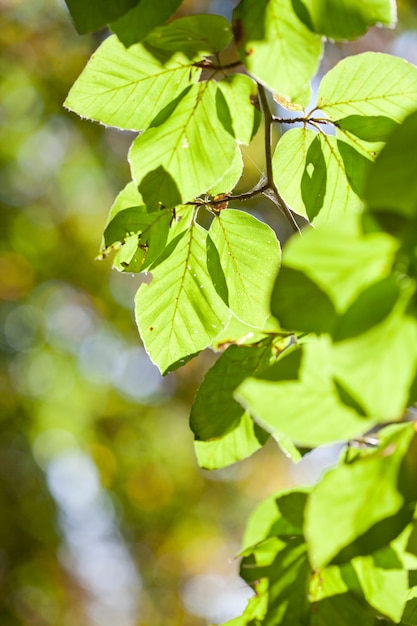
[233,0,322,108]
[217,75,261,145]
[65,35,201,131]
[292,0,396,40]
[236,338,374,448]
[318,53,417,123]
[135,220,231,374]
[208,210,280,327]
[272,127,370,222]
[304,425,417,568]
[129,81,238,208]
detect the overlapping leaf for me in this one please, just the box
[208,210,280,327]
[305,425,417,568]
[64,0,138,33]
[272,128,369,222]
[292,0,396,40]
[217,75,261,145]
[65,35,201,131]
[129,81,239,208]
[111,0,183,46]
[233,0,322,108]
[235,338,374,448]
[135,220,231,374]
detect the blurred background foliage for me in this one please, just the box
[1,0,417,624]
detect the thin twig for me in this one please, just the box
[187,181,269,207]
[193,58,242,70]
[257,84,301,234]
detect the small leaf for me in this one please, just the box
[64,35,201,131]
[233,0,322,108]
[208,210,280,327]
[292,0,396,40]
[135,220,231,374]
[129,81,238,208]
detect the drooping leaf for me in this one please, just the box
[232,0,322,108]
[128,81,238,208]
[217,75,261,145]
[145,14,233,56]
[135,220,231,374]
[111,0,183,47]
[64,0,138,33]
[317,53,417,123]
[235,338,373,448]
[292,0,396,40]
[304,425,417,568]
[272,128,370,222]
[64,35,201,131]
[208,210,280,327]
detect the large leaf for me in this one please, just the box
[292,0,396,40]
[235,338,374,448]
[233,0,322,108]
[135,220,231,374]
[217,75,261,145]
[145,14,232,56]
[128,81,238,208]
[317,53,417,123]
[304,425,417,568]
[332,307,417,420]
[111,0,183,47]
[64,0,138,33]
[272,222,398,313]
[364,110,417,219]
[272,127,372,222]
[64,35,201,131]
[208,210,280,327]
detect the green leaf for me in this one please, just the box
[207,147,244,196]
[318,53,417,122]
[111,0,183,47]
[272,128,370,222]
[135,220,231,374]
[64,0,138,33]
[194,413,269,470]
[233,0,322,108]
[304,425,417,568]
[292,0,396,40]
[145,14,233,56]
[364,110,417,219]
[191,342,275,440]
[191,342,276,469]
[236,338,373,448]
[217,75,261,145]
[332,307,417,420]
[351,548,408,622]
[64,35,201,131]
[208,210,280,327]
[128,81,238,207]
[273,222,398,313]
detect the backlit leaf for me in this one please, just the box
[111,0,183,46]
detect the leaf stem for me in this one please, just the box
[258,84,301,234]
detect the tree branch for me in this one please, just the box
[257,84,301,234]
